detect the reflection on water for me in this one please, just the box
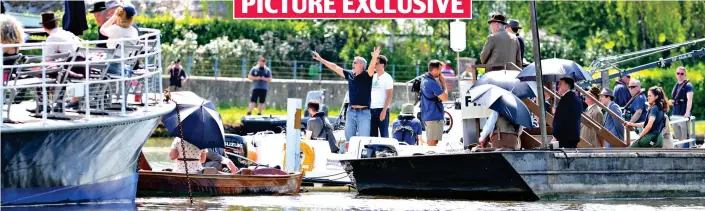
[134,144,705,210]
[136,192,705,211]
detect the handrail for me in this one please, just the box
[1,28,164,126]
[575,86,632,144]
[543,87,627,147]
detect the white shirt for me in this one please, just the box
[370,72,394,109]
[171,137,206,174]
[479,111,499,141]
[101,24,138,57]
[43,28,80,59]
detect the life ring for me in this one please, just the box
[443,111,454,133]
[282,142,315,174]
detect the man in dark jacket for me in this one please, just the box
[613,73,631,107]
[552,77,583,148]
[505,19,525,65]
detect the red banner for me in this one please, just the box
[233,0,472,19]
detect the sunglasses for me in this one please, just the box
[676,72,685,76]
[629,86,638,89]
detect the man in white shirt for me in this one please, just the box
[41,12,80,62]
[370,55,394,137]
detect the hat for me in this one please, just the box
[88,1,107,13]
[487,14,507,25]
[39,12,60,25]
[400,103,414,116]
[600,88,615,99]
[175,58,181,63]
[105,0,121,10]
[122,5,137,18]
[507,19,522,30]
[588,86,601,99]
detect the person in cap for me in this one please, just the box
[39,12,81,66]
[580,86,605,147]
[391,103,424,145]
[480,14,522,71]
[599,88,625,147]
[551,77,582,148]
[305,100,340,153]
[168,58,187,90]
[613,73,631,107]
[91,1,140,48]
[100,3,139,75]
[505,19,526,65]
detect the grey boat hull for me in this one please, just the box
[341,149,705,200]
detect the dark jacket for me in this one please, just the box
[62,1,89,36]
[613,80,630,107]
[553,90,583,148]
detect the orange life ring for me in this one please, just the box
[282,142,315,174]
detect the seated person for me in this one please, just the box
[169,137,207,174]
[203,147,239,174]
[391,103,424,145]
[305,100,339,153]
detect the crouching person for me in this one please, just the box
[305,100,340,153]
[391,103,424,145]
[476,110,522,151]
[203,147,239,174]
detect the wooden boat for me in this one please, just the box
[137,169,303,197]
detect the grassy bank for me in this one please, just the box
[216,105,399,125]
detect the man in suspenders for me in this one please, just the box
[670,66,694,145]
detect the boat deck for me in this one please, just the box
[2,94,172,132]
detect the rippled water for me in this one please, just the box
[135,192,705,211]
[139,147,705,210]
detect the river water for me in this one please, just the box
[139,146,705,211]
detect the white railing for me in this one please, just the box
[670,116,699,148]
[1,28,164,126]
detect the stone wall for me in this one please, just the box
[164,76,415,111]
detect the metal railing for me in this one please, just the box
[669,116,698,148]
[1,28,164,126]
[171,56,445,83]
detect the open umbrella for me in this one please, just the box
[469,84,534,129]
[162,92,225,149]
[517,58,592,82]
[471,70,537,99]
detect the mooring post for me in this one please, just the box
[286,98,303,173]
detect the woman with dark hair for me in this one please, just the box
[626,86,670,148]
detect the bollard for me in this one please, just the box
[286,98,303,173]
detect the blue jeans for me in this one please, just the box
[344,107,371,143]
[107,61,132,77]
[370,108,390,138]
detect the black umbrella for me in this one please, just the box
[162,92,225,149]
[469,84,534,129]
[517,58,592,82]
[471,70,537,99]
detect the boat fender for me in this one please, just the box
[282,142,315,174]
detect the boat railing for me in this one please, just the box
[1,28,164,126]
[670,116,699,148]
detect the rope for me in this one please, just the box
[164,89,194,204]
